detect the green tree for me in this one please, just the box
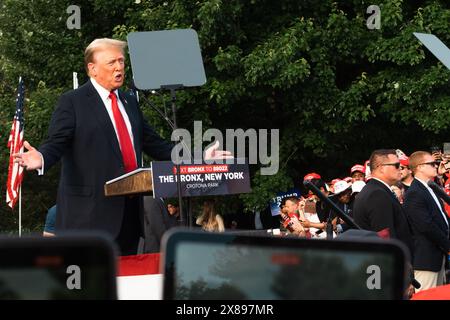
[2,0,450,231]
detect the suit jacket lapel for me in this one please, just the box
[415,180,449,229]
[437,197,446,216]
[86,82,123,165]
[432,193,450,229]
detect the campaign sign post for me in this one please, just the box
[151,160,251,198]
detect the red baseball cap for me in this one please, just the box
[351,164,365,175]
[397,150,409,166]
[400,157,409,167]
[303,172,321,181]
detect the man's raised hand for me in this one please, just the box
[13,141,43,170]
[204,140,233,161]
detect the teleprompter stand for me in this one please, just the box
[127,29,207,227]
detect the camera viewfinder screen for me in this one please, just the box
[169,240,404,300]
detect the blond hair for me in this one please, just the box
[196,200,225,232]
[84,38,127,74]
[409,151,430,174]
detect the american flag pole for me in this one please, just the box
[18,76,23,237]
[19,185,22,236]
[19,75,23,237]
[19,78,23,236]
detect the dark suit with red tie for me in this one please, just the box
[38,80,173,252]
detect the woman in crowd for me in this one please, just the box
[196,199,225,232]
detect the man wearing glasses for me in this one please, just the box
[353,149,413,249]
[353,149,414,253]
[403,151,450,291]
[353,149,416,297]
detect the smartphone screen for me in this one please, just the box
[431,146,441,154]
[443,143,450,155]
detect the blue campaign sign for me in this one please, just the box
[269,188,302,216]
[151,161,251,198]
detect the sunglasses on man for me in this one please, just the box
[380,162,401,169]
[418,161,439,167]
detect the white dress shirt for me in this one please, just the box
[371,177,393,191]
[90,78,135,150]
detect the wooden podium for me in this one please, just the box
[104,168,153,197]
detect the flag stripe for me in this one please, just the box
[6,78,25,209]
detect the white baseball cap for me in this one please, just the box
[333,180,351,195]
[351,180,366,194]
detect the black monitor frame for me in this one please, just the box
[0,233,117,300]
[162,228,409,300]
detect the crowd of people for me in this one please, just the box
[151,147,449,296]
[277,148,450,295]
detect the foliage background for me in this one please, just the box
[1,0,450,232]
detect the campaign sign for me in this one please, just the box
[270,188,302,216]
[151,160,251,198]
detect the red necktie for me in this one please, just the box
[109,91,137,173]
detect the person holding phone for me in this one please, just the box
[431,144,450,230]
[429,146,450,188]
[279,197,308,237]
[441,143,450,173]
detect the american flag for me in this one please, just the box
[6,78,25,209]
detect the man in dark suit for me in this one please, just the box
[14,38,230,255]
[14,39,172,255]
[403,151,450,291]
[353,149,415,297]
[353,149,414,253]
